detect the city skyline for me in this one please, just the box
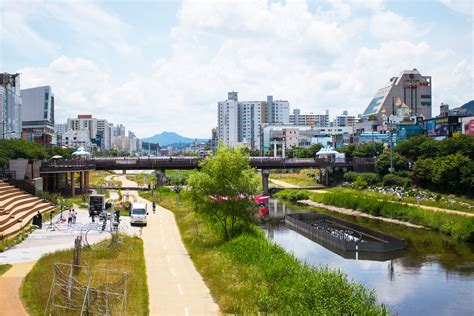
[2,0,473,138]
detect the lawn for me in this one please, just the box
[337,187,474,214]
[270,169,321,187]
[140,189,387,315]
[21,235,149,315]
[0,264,12,275]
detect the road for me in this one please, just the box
[116,176,219,316]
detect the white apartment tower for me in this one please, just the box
[218,93,239,147]
[217,92,290,149]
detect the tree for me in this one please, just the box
[188,145,259,240]
[353,143,384,158]
[375,152,407,175]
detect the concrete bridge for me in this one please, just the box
[39,157,375,195]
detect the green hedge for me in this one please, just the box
[382,174,412,188]
[311,191,474,242]
[343,172,380,186]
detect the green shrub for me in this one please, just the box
[274,190,310,202]
[343,172,380,186]
[382,174,412,188]
[354,176,368,189]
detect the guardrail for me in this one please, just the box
[285,213,404,253]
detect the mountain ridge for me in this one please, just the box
[142,131,208,146]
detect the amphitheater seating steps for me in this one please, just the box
[0,181,57,238]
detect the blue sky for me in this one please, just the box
[2,0,473,138]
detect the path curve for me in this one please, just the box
[0,261,35,316]
[116,175,219,316]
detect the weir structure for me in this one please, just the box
[285,213,404,260]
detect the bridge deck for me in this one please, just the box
[40,157,372,173]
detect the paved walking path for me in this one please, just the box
[117,176,219,316]
[0,207,138,315]
[0,261,35,316]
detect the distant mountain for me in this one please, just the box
[142,131,208,146]
[460,100,474,114]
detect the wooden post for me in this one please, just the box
[70,172,75,197]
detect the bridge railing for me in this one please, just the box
[41,159,97,170]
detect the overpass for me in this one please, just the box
[39,157,375,195]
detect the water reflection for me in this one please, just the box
[262,199,474,316]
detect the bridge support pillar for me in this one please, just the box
[85,171,90,193]
[261,169,270,195]
[70,172,75,197]
[155,169,165,187]
[79,171,84,194]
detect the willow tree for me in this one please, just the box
[188,145,259,240]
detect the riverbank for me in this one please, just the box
[140,189,388,314]
[262,198,474,316]
[275,189,474,242]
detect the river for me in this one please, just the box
[261,199,474,316]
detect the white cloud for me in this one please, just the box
[370,10,430,40]
[439,0,474,16]
[12,0,474,138]
[1,0,140,58]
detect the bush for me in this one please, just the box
[382,174,412,188]
[343,172,380,186]
[353,176,368,189]
[274,190,310,202]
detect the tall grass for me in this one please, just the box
[21,235,149,315]
[139,190,387,315]
[309,190,474,242]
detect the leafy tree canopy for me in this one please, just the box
[188,145,259,240]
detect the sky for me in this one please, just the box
[1,0,473,139]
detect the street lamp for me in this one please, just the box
[381,108,395,173]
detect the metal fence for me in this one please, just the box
[285,213,404,253]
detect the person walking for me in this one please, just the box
[152,201,156,214]
[67,209,72,226]
[72,209,77,224]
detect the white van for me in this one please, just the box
[130,203,148,226]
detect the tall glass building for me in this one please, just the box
[0,73,22,139]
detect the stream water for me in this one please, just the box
[261,199,474,316]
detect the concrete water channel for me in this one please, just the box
[261,199,474,316]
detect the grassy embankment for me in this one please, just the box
[0,264,12,275]
[21,235,149,315]
[140,189,387,315]
[271,196,474,273]
[270,169,321,187]
[275,189,474,242]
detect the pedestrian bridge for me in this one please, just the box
[40,156,371,172]
[38,157,375,195]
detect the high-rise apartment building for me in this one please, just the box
[217,92,290,149]
[289,109,330,127]
[334,110,357,128]
[218,94,239,147]
[21,86,55,145]
[363,69,432,122]
[0,73,22,139]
